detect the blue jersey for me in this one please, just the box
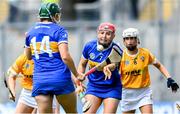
[82,40,123,87]
[25,22,71,83]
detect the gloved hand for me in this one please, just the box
[167,78,179,92]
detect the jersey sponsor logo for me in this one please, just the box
[125,69,141,76]
[24,75,33,78]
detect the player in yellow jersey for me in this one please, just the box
[7,53,60,113]
[119,28,179,114]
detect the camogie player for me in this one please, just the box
[7,53,59,113]
[24,3,83,113]
[119,28,179,114]
[78,22,123,113]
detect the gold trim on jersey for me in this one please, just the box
[30,41,59,54]
[88,60,99,69]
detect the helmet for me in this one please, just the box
[122,28,139,39]
[39,3,61,19]
[98,22,116,33]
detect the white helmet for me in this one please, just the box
[122,28,139,39]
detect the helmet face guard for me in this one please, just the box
[39,3,61,20]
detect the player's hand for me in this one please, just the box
[103,66,112,80]
[167,78,179,92]
[73,76,85,93]
[77,72,86,81]
[73,76,81,86]
[75,84,86,94]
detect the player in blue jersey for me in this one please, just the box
[78,22,123,113]
[24,3,83,113]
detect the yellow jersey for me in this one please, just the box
[7,54,34,90]
[120,48,156,88]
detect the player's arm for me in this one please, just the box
[77,57,88,81]
[7,68,17,100]
[153,60,170,78]
[103,63,116,80]
[153,60,179,92]
[25,48,32,60]
[78,57,88,74]
[7,54,26,100]
[105,63,117,71]
[58,43,81,78]
[25,32,32,60]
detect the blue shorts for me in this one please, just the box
[86,84,122,100]
[32,80,75,97]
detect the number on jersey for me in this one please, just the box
[31,36,53,59]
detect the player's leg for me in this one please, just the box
[103,98,119,113]
[84,94,102,113]
[31,108,37,114]
[53,98,60,114]
[15,89,36,113]
[139,87,153,114]
[35,94,53,113]
[121,88,139,114]
[53,106,60,114]
[32,97,58,114]
[56,91,77,113]
[121,87,153,114]
[15,102,34,113]
[139,104,153,114]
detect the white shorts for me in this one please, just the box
[121,87,153,112]
[18,88,57,108]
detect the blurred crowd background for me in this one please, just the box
[0,0,180,113]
